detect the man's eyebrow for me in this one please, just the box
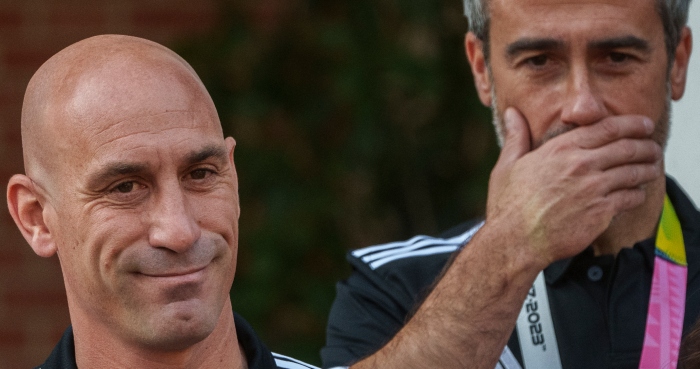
[588,35,650,52]
[87,162,148,189]
[506,38,565,59]
[184,145,228,166]
[85,145,228,189]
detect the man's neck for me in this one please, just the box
[592,175,666,256]
[70,299,247,369]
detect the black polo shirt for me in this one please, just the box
[37,312,318,369]
[322,177,700,369]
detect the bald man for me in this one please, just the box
[6,35,318,369]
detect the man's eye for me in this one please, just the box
[115,182,134,193]
[526,55,549,67]
[609,52,629,63]
[190,169,212,180]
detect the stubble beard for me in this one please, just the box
[489,83,672,150]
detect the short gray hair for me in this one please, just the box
[463,0,692,62]
[462,0,488,43]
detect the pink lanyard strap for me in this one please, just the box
[639,195,687,369]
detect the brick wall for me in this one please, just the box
[0,1,218,367]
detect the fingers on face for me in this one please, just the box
[579,138,662,172]
[550,115,661,187]
[496,107,532,168]
[599,162,662,193]
[572,115,655,149]
[575,162,660,215]
[604,186,650,214]
[545,117,662,214]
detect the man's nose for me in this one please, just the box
[560,66,607,126]
[148,184,201,253]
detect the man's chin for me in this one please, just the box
[133,300,220,352]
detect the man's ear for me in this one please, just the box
[225,136,241,219]
[671,26,692,101]
[465,32,493,107]
[6,174,57,257]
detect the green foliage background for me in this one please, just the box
[177,0,498,365]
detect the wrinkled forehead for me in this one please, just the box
[486,0,662,52]
[22,37,224,189]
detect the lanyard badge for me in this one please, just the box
[639,195,687,369]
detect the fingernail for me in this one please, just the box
[644,118,654,133]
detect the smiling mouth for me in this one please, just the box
[135,267,208,302]
[138,265,208,279]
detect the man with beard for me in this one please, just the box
[322,0,700,368]
[6,35,317,369]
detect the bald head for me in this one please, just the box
[21,35,220,189]
[9,35,240,358]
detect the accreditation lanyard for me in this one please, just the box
[504,195,687,369]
